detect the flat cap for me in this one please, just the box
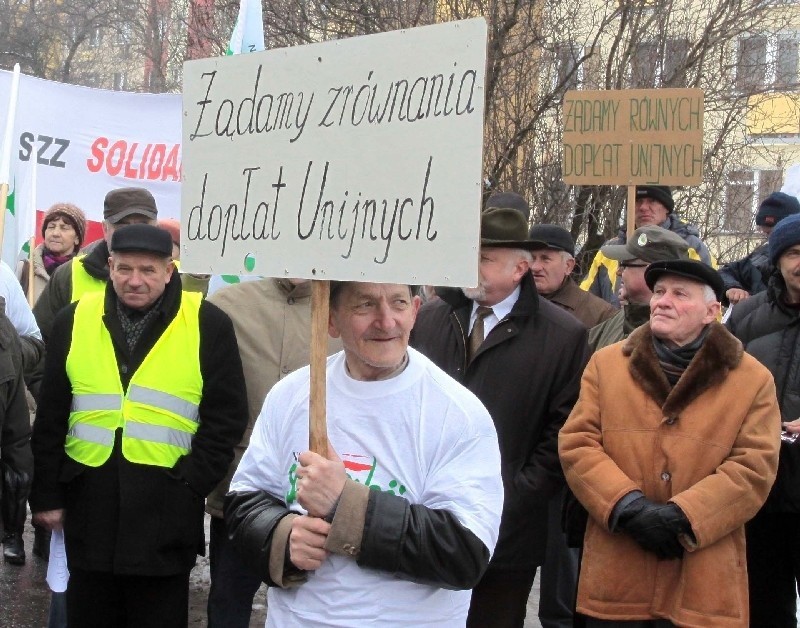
[528,225,575,256]
[110,223,173,257]
[644,259,724,301]
[104,187,158,224]
[602,225,690,263]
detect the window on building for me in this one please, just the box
[582,45,602,89]
[630,41,659,88]
[113,72,127,91]
[89,27,102,48]
[80,73,101,88]
[775,35,799,89]
[117,20,132,45]
[725,170,755,232]
[662,38,689,87]
[554,42,581,91]
[759,170,783,204]
[736,36,768,92]
[724,169,783,232]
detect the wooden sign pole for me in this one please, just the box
[626,185,636,240]
[26,236,35,306]
[309,279,330,455]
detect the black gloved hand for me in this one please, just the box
[619,500,690,560]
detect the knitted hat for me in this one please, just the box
[769,213,800,265]
[756,192,800,227]
[41,202,87,249]
[528,224,575,256]
[158,218,180,246]
[636,186,674,214]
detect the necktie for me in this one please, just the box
[469,306,493,362]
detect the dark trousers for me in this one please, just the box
[467,568,537,628]
[746,510,800,627]
[67,569,190,628]
[539,487,579,628]
[207,515,264,628]
[48,592,67,628]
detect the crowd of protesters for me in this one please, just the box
[0,182,797,628]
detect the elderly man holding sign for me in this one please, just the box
[225,280,503,626]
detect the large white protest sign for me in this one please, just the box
[182,18,487,287]
[0,70,181,261]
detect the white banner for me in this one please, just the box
[0,70,181,263]
[182,18,487,287]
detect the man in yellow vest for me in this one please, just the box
[29,224,248,628]
[33,187,159,341]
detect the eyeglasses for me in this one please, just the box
[618,262,649,269]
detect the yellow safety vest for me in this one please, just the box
[71,255,106,302]
[579,247,707,294]
[65,290,204,468]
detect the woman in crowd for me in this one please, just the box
[18,203,86,304]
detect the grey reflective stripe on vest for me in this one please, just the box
[127,384,200,424]
[68,423,115,447]
[126,421,193,450]
[71,394,122,413]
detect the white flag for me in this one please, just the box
[226,0,265,55]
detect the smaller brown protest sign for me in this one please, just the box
[562,88,703,186]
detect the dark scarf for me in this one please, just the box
[116,294,165,354]
[652,326,711,386]
[42,248,74,276]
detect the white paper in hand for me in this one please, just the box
[46,529,70,592]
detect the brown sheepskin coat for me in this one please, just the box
[559,322,780,627]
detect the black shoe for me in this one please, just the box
[32,526,50,561]
[2,532,25,565]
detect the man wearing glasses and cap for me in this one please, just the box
[580,185,714,307]
[589,225,691,352]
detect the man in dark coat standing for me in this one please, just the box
[29,224,248,628]
[727,212,800,626]
[411,203,589,628]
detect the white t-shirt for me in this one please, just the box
[231,347,503,628]
[0,261,41,340]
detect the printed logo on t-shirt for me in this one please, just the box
[285,451,407,504]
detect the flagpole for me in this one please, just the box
[0,64,22,261]
[26,235,34,306]
[26,156,37,306]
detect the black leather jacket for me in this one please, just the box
[224,485,490,590]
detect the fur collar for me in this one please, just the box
[622,322,743,418]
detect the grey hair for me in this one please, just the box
[511,248,533,263]
[702,284,717,303]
